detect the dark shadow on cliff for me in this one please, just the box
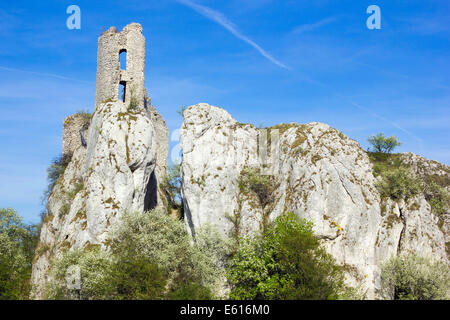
[144,171,158,211]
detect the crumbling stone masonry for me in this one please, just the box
[62,114,90,162]
[95,23,146,108]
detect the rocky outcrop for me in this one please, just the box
[400,152,450,185]
[180,103,449,299]
[31,101,168,298]
[398,152,450,261]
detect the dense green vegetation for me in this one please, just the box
[422,170,450,217]
[376,166,422,201]
[381,253,450,300]
[227,212,354,300]
[0,208,39,300]
[46,209,227,300]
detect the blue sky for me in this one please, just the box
[0,0,449,223]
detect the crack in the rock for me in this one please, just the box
[397,207,406,254]
[334,168,356,205]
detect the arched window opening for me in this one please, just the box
[119,49,127,70]
[119,81,126,102]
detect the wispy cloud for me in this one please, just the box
[292,17,337,35]
[347,100,423,146]
[176,0,290,70]
[396,14,450,36]
[0,66,92,84]
[0,9,20,35]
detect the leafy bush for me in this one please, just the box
[0,208,39,300]
[42,154,71,204]
[47,209,226,300]
[239,168,278,210]
[424,182,449,216]
[46,247,113,300]
[168,280,215,300]
[381,253,450,300]
[160,164,183,217]
[368,133,402,153]
[108,254,167,300]
[368,152,403,177]
[109,209,223,295]
[238,168,279,231]
[47,247,170,300]
[176,105,187,117]
[227,212,352,300]
[376,167,422,201]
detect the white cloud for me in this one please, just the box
[292,17,337,35]
[176,0,290,70]
[347,100,423,146]
[0,66,92,84]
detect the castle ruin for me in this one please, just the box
[63,23,166,162]
[95,23,146,108]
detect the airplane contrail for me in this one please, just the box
[176,0,290,70]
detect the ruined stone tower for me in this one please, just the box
[95,23,146,108]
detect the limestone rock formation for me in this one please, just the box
[31,21,448,300]
[180,103,449,299]
[31,100,168,298]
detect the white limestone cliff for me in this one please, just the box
[180,103,449,299]
[31,101,448,300]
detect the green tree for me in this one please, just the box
[381,253,450,300]
[368,133,402,153]
[227,212,351,300]
[0,208,39,300]
[161,163,183,217]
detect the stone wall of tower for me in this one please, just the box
[95,23,146,108]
